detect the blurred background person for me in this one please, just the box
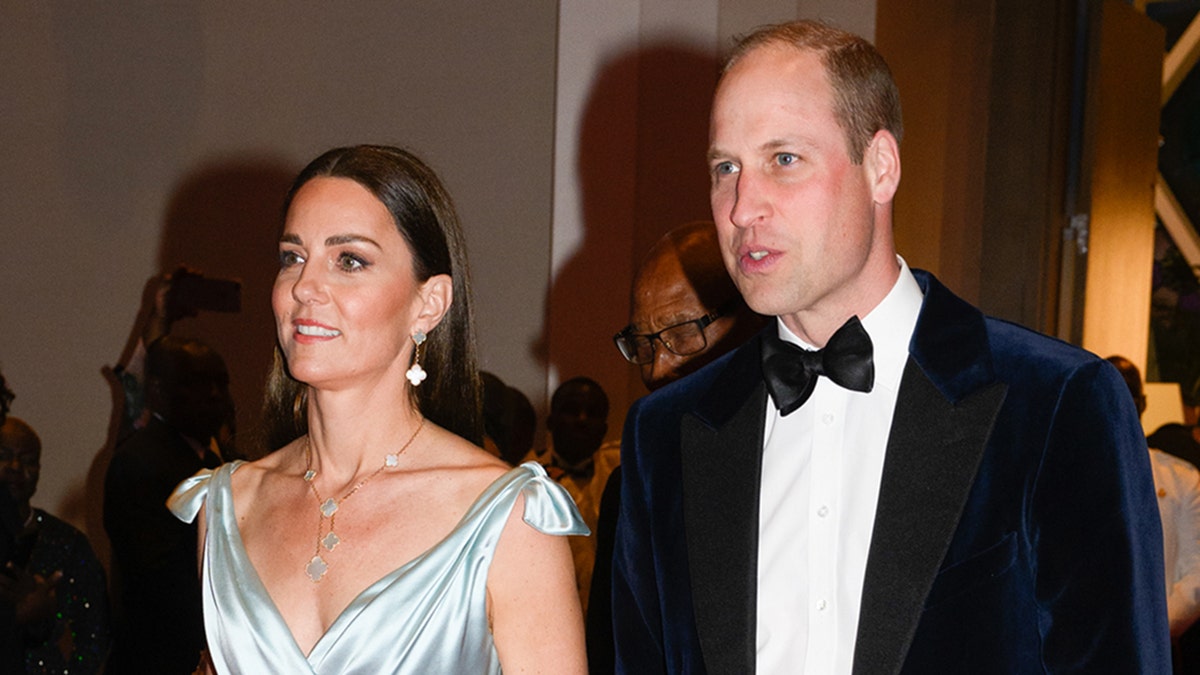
[103,336,230,674]
[589,221,764,672]
[616,221,765,391]
[480,371,537,466]
[1152,423,1200,472]
[0,370,12,422]
[0,367,21,673]
[1110,355,1200,671]
[542,376,616,614]
[0,415,110,674]
[109,269,241,455]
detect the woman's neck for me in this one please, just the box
[302,384,423,481]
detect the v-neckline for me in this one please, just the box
[215,461,520,661]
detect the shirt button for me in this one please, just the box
[822,413,834,425]
[817,599,828,611]
[817,505,829,517]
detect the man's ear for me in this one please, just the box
[865,129,901,205]
[414,274,453,334]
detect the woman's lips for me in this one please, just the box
[296,324,341,337]
[292,320,342,342]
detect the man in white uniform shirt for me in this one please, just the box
[1108,355,1200,643]
[611,19,1169,674]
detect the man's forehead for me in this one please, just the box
[710,47,833,137]
[631,229,730,324]
[632,280,706,330]
[0,443,38,458]
[0,420,40,453]
[720,43,825,90]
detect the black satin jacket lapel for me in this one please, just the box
[680,333,767,675]
[851,271,1010,675]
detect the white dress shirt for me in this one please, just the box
[756,259,924,674]
[1149,448,1200,636]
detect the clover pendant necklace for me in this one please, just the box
[302,417,425,582]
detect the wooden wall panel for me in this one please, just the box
[1079,0,1164,370]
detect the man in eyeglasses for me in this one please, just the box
[615,221,765,392]
[589,221,764,673]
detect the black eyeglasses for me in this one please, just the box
[614,310,723,365]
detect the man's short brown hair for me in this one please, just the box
[723,20,903,164]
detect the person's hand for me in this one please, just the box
[141,271,175,345]
[0,563,62,626]
[142,266,205,345]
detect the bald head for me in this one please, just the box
[635,222,733,311]
[626,221,764,390]
[1106,355,1146,417]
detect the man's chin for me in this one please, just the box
[2,484,30,507]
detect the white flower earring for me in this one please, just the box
[406,330,428,386]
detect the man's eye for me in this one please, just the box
[776,153,798,166]
[713,161,738,176]
[279,250,304,268]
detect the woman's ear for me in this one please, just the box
[414,274,453,334]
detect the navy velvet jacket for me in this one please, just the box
[611,270,1170,674]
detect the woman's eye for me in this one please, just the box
[279,250,304,268]
[775,153,798,166]
[337,252,368,272]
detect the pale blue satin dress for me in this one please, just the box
[168,460,587,674]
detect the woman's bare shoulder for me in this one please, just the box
[413,425,514,502]
[421,424,508,469]
[229,442,301,499]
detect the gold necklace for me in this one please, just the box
[302,417,426,582]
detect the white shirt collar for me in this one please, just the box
[774,256,923,395]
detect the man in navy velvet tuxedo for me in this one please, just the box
[611,19,1170,674]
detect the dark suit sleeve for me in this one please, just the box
[1031,359,1170,671]
[586,465,621,674]
[104,437,208,673]
[104,450,190,576]
[611,400,668,673]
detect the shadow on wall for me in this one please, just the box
[61,156,295,567]
[155,157,296,455]
[537,41,718,423]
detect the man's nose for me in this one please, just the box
[649,349,679,386]
[728,171,769,229]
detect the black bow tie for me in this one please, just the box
[761,316,875,416]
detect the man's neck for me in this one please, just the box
[551,450,595,479]
[779,256,902,347]
[154,413,214,460]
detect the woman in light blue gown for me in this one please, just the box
[169,145,589,674]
